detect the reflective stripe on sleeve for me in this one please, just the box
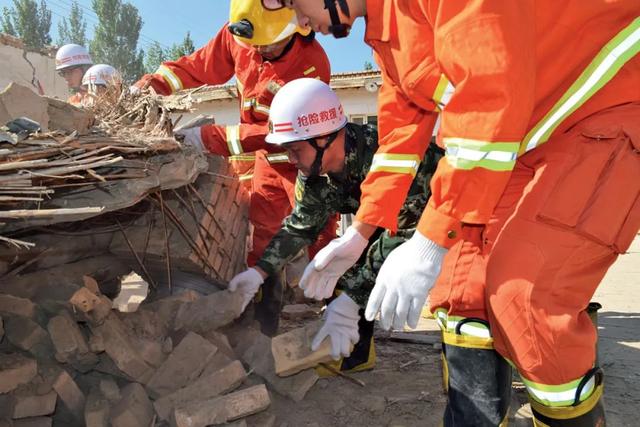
[369,153,421,177]
[155,65,183,93]
[444,137,519,172]
[522,17,640,153]
[225,125,242,155]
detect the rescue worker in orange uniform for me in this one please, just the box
[134,1,338,335]
[268,0,640,425]
[55,44,93,107]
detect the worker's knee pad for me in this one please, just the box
[528,368,606,427]
[440,317,511,427]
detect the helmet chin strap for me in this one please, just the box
[324,0,351,38]
[306,130,340,176]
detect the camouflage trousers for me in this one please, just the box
[337,192,428,307]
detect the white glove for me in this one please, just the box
[299,226,369,300]
[228,268,264,312]
[365,231,447,331]
[129,85,141,96]
[312,293,360,360]
[174,127,205,152]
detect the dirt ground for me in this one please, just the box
[258,235,640,427]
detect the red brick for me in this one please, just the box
[52,370,85,421]
[47,314,91,364]
[0,354,37,394]
[0,294,36,318]
[11,390,57,419]
[12,417,52,427]
[172,384,270,427]
[145,332,218,398]
[154,360,246,421]
[90,314,154,384]
[84,387,109,427]
[4,316,49,352]
[69,287,102,314]
[110,383,154,427]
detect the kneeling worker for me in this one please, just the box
[229,78,443,372]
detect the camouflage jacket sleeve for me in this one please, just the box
[256,173,339,277]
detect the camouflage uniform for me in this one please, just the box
[256,123,443,306]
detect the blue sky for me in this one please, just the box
[0,0,376,73]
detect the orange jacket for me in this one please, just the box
[357,0,640,248]
[67,91,87,107]
[136,24,331,158]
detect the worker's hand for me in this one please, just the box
[299,226,369,300]
[365,231,447,331]
[174,127,205,153]
[312,293,360,360]
[228,268,265,312]
[129,85,141,96]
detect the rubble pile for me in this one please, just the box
[0,263,324,426]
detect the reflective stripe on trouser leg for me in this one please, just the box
[439,315,511,427]
[529,368,606,427]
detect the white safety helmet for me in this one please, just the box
[55,44,93,71]
[82,64,122,92]
[266,78,347,145]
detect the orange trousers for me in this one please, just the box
[430,103,640,385]
[247,150,338,267]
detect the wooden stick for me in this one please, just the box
[0,156,123,183]
[0,206,104,219]
[0,196,44,202]
[115,219,157,289]
[318,363,366,387]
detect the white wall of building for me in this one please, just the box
[170,87,380,126]
[0,43,69,100]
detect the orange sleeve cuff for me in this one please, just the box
[417,204,464,249]
[355,201,400,233]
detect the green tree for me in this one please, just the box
[1,0,52,49]
[144,41,165,74]
[167,31,196,61]
[1,7,17,36]
[90,0,144,82]
[57,0,87,46]
[363,61,374,71]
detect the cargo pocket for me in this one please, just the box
[537,123,640,253]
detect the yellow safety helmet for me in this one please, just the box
[228,0,311,46]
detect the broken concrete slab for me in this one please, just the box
[145,331,218,398]
[281,304,318,321]
[0,83,49,131]
[10,389,57,419]
[272,321,333,377]
[84,387,110,427]
[4,316,49,352]
[0,294,37,318]
[90,314,154,384]
[173,291,244,334]
[172,384,270,427]
[240,329,318,402]
[112,272,148,313]
[52,370,85,422]
[0,354,37,393]
[110,383,154,427]
[154,360,247,421]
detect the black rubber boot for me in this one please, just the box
[442,335,512,426]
